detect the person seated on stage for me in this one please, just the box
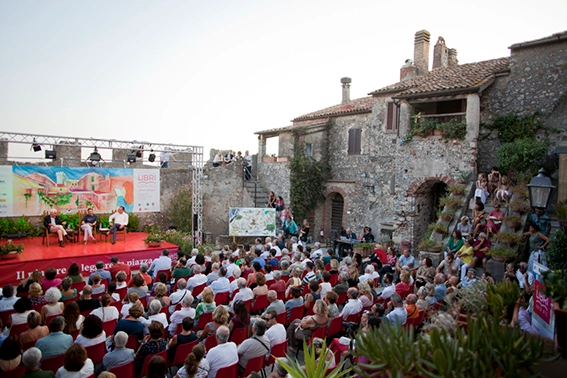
[43,209,71,248]
[362,227,375,243]
[80,208,98,245]
[342,229,357,256]
[108,206,129,245]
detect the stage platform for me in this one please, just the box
[0,233,179,287]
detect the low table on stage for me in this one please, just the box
[332,239,360,256]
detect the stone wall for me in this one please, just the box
[478,38,567,172]
[256,161,291,206]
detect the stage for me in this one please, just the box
[0,233,179,287]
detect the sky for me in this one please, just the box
[1,0,566,160]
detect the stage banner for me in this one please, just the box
[229,207,276,237]
[530,262,555,340]
[7,166,160,216]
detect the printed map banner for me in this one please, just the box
[229,207,276,237]
[0,166,160,216]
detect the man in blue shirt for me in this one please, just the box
[396,249,415,276]
[35,316,73,358]
[433,273,447,302]
[529,208,551,236]
[267,249,279,268]
[252,250,266,269]
[88,261,112,285]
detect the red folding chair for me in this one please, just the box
[214,291,230,305]
[217,362,238,376]
[240,354,265,377]
[109,360,135,378]
[115,287,127,300]
[230,327,248,345]
[155,269,171,281]
[85,341,106,365]
[276,312,287,325]
[41,353,65,374]
[0,309,15,328]
[327,316,343,339]
[194,311,213,332]
[170,339,198,366]
[22,339,38,351]
[125,334,139,350]
[45,313,59,327]
[9,322,29,338]
[71,280,86,293]
[192,283,206,298]
[329,274,338,286]
[110,301,123,313]
[336,292,347,307]
[276,290,286,301]
[251,294,268,313]
[0,365,25,378]
[305,300,315,316]
[243,299,252,313]
[204,334,218,350]
[140,349,168,378]
[264,338,288,371]
[103,319,117,337]
[287,305,304,326]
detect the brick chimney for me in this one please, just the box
[400,59,418,82]
[432,36,448,69]
[341,77,352,105]
[448,48,458,67]
[413,30,431,75]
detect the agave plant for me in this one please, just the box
[278,340,351,378]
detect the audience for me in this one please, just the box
[35,316,73,358]
[21,347,55,378]
[75,315,106,347]
[101,331,135,372]
[174,343,209,378]
[237,318,270,373]
[206,326,238,378]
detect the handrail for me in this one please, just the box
[242,165,268,208]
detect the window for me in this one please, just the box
[386,102,398,132]
[305,143,313,156]
[348,128,362,155]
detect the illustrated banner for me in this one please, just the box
[229,207,276,236]
[2,166,160,216]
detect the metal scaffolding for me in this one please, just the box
[0,130,205,245]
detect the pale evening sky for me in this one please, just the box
[1,0,565,160]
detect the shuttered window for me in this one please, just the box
[348,128,362,155]
[386,102,398,132]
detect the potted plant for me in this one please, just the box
[446,184,466,196]
[540,270,567,356]
[262,154,277,163]
[1,240,24,259]
[354,242,376,258]
[503,215,522,229]
[419,238,442,252]
[511,186,528,201]
[428,223,447,235]
[493,232,523,246]
[144,232,164,247]
[509,199,529,214]
[456,170,470,185]
[433,123,443,136]
[488,245,516,262]
[439,196,461,210]
[437,210,454,222]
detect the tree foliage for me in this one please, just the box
[164,185,193,233]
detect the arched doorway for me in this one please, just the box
[412,180,447,248]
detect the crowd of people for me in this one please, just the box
[0,199,554,377]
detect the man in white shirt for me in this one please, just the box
[210,267,230,294]
[380,273,396,301]
[310,242,324,259]
[516,262,534,292]
[230,278,253,309]
[226,255,238,278]
[229,268,241,295]
[168,279,189,314]
[359,265,380,284]
[108,206,129,245]
[186,265,207,292]
[168,294,195,336]
[260,245,272,260]
[0,285,18,311]
[237,319,271,372]
[187,249,199,267]
[385,293,408,325]
[148,249,172,279]
[207,325,239,378]
[263,310,286,357]
[340,288,363,320]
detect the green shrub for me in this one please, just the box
[497,138,548,177]
[164,185,193,233]
[127,213,140,232]
[548,229,567,271]
[440,119,467,140]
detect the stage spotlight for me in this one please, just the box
[45,150,56,159]
[127,154,137,163]
[32,138,41,152]
[148,151,156,162]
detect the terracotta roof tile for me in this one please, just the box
[369,58,510,97]
[291,96,373,122]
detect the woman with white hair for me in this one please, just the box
[41,287,64,322]
[143,299,169,333]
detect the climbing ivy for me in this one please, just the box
[289,129,331,221]
[481,113,546,143]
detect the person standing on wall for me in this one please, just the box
[243,150,252,180]
[160,150,176,169]
[109,206,129,245]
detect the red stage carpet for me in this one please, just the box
[0,233,179,287]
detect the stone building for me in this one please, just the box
[253,30,567,248]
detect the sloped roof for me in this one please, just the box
[369,57,510,97]
[291,96,373,122]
